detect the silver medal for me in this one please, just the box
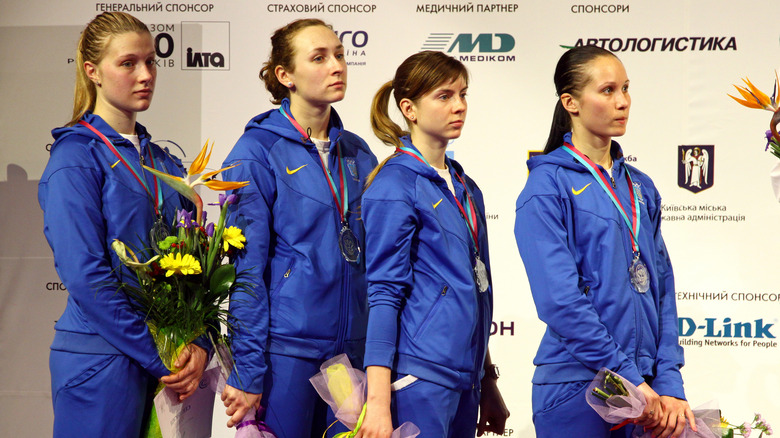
[338,224,360,263]
[474,256,489,293]
[629,257,650,293]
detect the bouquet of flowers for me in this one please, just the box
[111,140,250,437]
[728,72,780,158]
[586,368,646,427]
[721,413,773,438]
[587,368,722,438]
[309,354,420,438]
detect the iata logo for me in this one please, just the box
[421,33,516,62]
[181,21,230,70]
[678,145,714,193]
[678,317,775,338]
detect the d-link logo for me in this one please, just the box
[678,317,775,338]
[421,33,516,62]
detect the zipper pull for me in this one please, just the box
[610,176,616,188]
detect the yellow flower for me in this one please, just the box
[222,226,246,252]
[159,253,202,277]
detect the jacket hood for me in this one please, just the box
[390,135,465,180]
[244,98,346,145]
[528,132,625,173]
[50,112,151,151]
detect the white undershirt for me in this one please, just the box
[312,137,331,170]
[121,133,141,156]
[435,165,456,196]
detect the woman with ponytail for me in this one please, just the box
[219,18,377,437]
[514,46,693,438]
[39,11,206,438]
[357,51,508,438]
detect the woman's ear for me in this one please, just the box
[84,61,100,86]
[561,93,579,115]
[399,98,416,122]
[275,65,293,89]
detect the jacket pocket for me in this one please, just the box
[269,258,295,299]
[412,284,449,341]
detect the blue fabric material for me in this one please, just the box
[50,350,157,438]
[532,380,637,437]
[392,376,480,437]
[221,99,377,394]
[361,136,493,391]
[259,353,347,438]
[39,112,189,380]
[514,133,685,399]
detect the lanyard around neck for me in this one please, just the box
[562,143,640,253]
[79,120,163,215]
[279,107,349,222]
[396,146,480,255]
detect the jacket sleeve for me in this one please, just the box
[222,150,275,394]
[362,179,417,369]
[647,188,686,399]
[39,145,169,379]
[515,174,645,387]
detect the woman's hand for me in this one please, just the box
[355,366,393,438]
[649,396,696,438]
[160,344,208,401]
[355,399,393,438]
[221,384,262,428]
[633,382,662,428]
[477,377,510,436]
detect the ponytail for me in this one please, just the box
[365,80,406,189]
[543,100,572,153]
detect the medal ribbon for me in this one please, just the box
[396,146,480,255]
[279,107,349,222]
[562,143,640,253]
[79,120,163,215]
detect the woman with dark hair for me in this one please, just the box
[39,11,206,438]
[515,45,694,438]
[219,18,377,437]
[357,51,508,438]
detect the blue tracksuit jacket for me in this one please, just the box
[361,137,494,391]
[514,134,685,399]
[39,112,187,379]
[221,99,377,394]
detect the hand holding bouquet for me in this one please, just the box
[309,354,420,438]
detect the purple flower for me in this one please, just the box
[220,193,238,207]
[204,222,215,237]
[766,130,774,150]
[176,210,196,229]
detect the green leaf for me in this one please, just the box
[210,264,236,296]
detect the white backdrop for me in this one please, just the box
[1,1,779,436]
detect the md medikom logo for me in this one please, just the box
[181,21,230,70]
[421,33,516,62]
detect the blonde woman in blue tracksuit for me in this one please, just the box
[357,51,509,438]
[39,12,207,438]
[515,46,694,438]
[219,19,377,437]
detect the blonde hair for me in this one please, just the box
[365,51,469,188]
[258,18,331,105]
[68,12,150,126]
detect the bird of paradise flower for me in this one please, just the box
[143,140,249,225]
[728,72,780,158]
